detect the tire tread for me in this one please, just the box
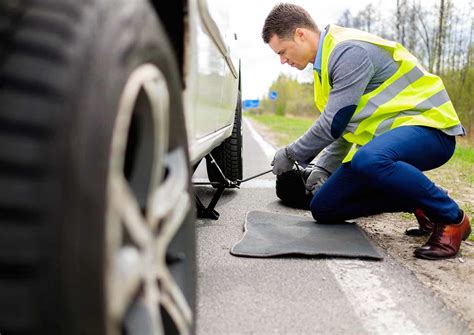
[0,1,81,333]
[207,92,243,183]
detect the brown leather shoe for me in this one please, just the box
[407,187,448,237]
[414,211,472,260]
[405,209,434,236]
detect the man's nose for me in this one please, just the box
[280,55,287,64]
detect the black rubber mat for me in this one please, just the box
[231,211,383,260]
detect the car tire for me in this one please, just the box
[206,92,243,185]
[0,0,195,334]
[275,168,314,210]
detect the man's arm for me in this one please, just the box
[286,42,375,164]
[315,137,352,173]
[303,138,351,194]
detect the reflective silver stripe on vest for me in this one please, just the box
[351,66,425,123]
[414,89,450,111]
[373,89,451,136]
[373,111,418,136]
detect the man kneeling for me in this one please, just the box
[264,3,471,260]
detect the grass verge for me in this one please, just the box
[246,113,313,146]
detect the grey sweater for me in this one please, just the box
[287,40,464,173]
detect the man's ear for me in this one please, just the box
[294,28,305,41]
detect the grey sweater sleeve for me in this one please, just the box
[315,137,352,173]
[287,42,375,164]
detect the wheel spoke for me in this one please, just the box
[108,173,155,323]
[155,192,191,258]
[123,294,164,335]
[143,73,169,201]
[154,191,193,332]
[111,173,151,248]
[144,276,165,335]
[160,270,193,334]
[149,150,193,333]
[148,148,189,229]
[109,246,144,321]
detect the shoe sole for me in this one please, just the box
[414,252,456,260]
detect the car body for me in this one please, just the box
[0,0,241,334]
[175,0,240,165]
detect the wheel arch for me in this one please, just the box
[149,0,188,87]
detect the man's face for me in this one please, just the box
[268,29,313,70]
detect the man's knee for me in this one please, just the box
[310,203,328,222]
[310,191,338,223]
[351,148,391,177]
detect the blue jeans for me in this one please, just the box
[310,126,460,224]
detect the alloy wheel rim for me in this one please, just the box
[105,64,193,334]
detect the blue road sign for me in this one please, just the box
[269,91,278,100]
[243,99,260,109]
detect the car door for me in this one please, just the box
[194,0,238,135]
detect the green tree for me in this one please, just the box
[260,74,317,117]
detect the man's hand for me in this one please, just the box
[305,166,330,195]
[271,147,295,175]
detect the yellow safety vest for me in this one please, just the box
[314,25,461,162]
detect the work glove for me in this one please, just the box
[305,166,330,195]
[271,147,295,175]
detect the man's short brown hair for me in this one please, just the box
[262,3,318,43]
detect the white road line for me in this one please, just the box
[327,260,422,335]
[244,117,276,160]
[247,118,422,334]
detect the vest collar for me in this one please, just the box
[313,26,328,75]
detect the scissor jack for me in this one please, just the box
[193,153,272,220]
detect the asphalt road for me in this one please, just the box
[193,118,469,335]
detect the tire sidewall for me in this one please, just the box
[56,1,194,333]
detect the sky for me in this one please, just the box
[230,0,472,100]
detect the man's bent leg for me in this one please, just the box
[350,126,459,223]
[310,163,413,223]
[348,126,470,259]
